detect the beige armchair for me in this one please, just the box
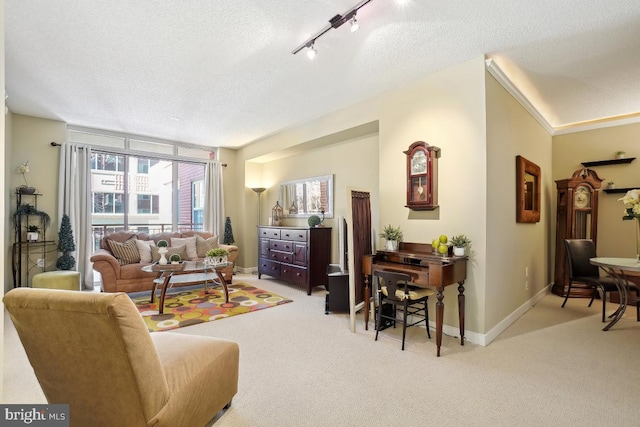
[3,288,239,427]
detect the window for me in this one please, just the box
[137,194,159,214]
[91,153,124,172]
[192,180,204,228]
[93,192,124,214]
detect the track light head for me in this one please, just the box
[350,16,359,32]
[307,43,317,59]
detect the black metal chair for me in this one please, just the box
[374,270,435,350]
[563,239,640,322]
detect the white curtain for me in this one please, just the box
[204,161,225,239]
[58,143,93,289]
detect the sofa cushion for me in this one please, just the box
[171,236,198,259]
[135,239,156,263]
[108,238,141,265]
[150,245,188,263]
[196,235,218,258]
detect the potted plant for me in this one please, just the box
[169,254,182,264]
[308,215,321,227]
[380,225,403,251]
[26,225,39,242]
[157,240,169,265]
[206,247,229,265]
[607,181,616,189]
[56,213,76,270]
[450,234,472,256]
[614,151,626,159]
[14,204,50,232]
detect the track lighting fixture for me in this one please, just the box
[350,16,359,32]
[292,0,373,57]
[307,43,317,59]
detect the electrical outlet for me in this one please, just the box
[37,258,44,268]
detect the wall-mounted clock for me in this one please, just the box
[404,141,440,211]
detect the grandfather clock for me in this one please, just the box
[552,168,603,297]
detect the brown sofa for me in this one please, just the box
[90,230,238,293]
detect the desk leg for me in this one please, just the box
[601,267,628,331]
[364,275,370,331]
[435,287,444,357]
[458,281,466,346]
[158,275,172,315]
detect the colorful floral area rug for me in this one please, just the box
[131,282,292,332]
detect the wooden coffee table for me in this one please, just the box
[141,261,231,314]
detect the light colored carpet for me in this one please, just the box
[4,274,640,426]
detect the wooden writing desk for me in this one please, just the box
[362,242,467,356]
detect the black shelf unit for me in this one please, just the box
[13,191,54,287]
[581,158,635,167]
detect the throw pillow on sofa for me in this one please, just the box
[150,245,188,263]
[108,238,141,265]
[135,239,156,263]
[196,235,218,258]
[171,236,198,259]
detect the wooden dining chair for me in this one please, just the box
[374,270,435,350]
[563,239,640,322]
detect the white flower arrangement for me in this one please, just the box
[17,161,30,187]
[619,189,640,219]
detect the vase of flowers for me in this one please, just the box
[618,189,640,260]
[17,161,36,194]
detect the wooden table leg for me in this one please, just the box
[458,281,466,346]
[214,270,230,303]
[158,275,172,314]
[435,288,444,357]
[150,272,163,304]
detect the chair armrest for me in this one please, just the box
[218,244,238,263]
[90,249,122,283]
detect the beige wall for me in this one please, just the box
[485,72,553,333]
[552,123,640,260]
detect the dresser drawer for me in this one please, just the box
[258,258,281,278]
[281,265,307,286]
[269,239,294,252]
[259,228,281,239]
[270,251,294,264]
[281,229,308,242]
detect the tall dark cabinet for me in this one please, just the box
[552,168,603,298]
[258,226,331,295]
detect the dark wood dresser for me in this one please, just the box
[258,226,331,295]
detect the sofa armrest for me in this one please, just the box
[218,244,238,263]
[90,249,122,288]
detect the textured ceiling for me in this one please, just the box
[6,1,640,148]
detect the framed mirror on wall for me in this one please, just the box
[279,175,334,218]
[516,155,541,223]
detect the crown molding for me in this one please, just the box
[485,58,555,135]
